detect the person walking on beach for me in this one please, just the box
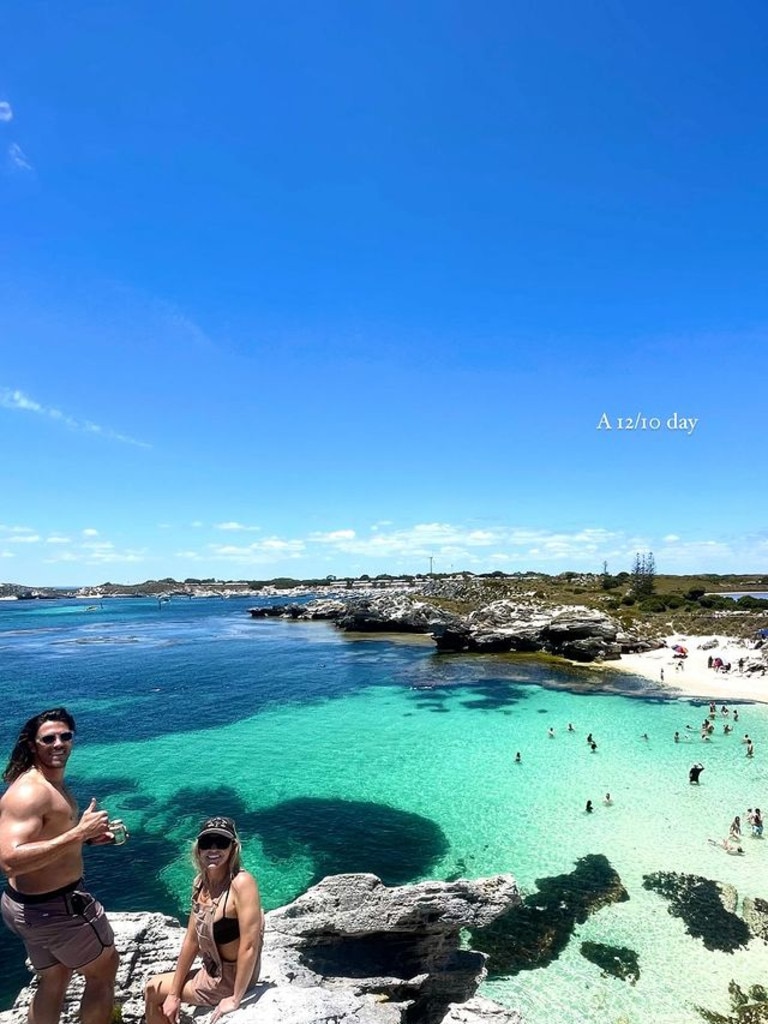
[0,707,120,1024]
[729,816,742,840]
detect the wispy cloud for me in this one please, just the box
[174,522,768,576]
[0,388,151,448]
[0,102,12,123]
[8,142,32,171]
[214,522,261,532]
[199,536,307,565]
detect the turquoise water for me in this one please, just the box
[1,597,767,1023]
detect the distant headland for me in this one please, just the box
[3,570,767,645]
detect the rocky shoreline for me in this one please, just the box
[0,873,524,1024]
[5,862,768,1024]
[247,591,647,664]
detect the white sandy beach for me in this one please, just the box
[607,633,768,704]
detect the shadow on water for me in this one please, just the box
[408,678,528,713]
[154,788,449,895]
[642,871,750,953]
[470,853,630,978]
[251,797,449,890]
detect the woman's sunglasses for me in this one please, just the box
[37,732,74,745]
[198,836,233,851]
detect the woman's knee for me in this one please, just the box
[144,972,172,1003]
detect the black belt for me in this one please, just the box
[5,879,82,905]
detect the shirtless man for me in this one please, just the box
[0,707,120,1024]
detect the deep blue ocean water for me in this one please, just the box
[1,596,767,1024]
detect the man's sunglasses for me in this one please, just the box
[37,732,74,745]
[198,836,233,851]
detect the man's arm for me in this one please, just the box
[0,789,109,876]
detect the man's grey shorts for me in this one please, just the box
[1,880,115,971]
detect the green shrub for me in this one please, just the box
[638,597,667,613]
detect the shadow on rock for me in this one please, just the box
[470,853,628,977]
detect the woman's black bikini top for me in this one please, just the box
[195,876,241,946]
[212,883,241,945]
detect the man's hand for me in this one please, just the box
[161,994,181,1024]
[211,996,240,1022]
[78,798,110,843]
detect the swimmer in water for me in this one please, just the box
[585,800,593,813]
[708,837,744,855]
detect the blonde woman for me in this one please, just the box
[145,817,263,1023]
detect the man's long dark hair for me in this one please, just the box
[3,707,77,784]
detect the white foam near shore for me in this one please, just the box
[605,633,768,704]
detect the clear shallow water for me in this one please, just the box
[1,597,767,1023]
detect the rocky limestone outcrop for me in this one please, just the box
[0,874,523,1024]
[249,595,621,664]
[433,602,621,662]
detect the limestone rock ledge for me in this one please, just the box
[249,594,620,663]
[0,874,523,1024]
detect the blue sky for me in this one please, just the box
[1,1,766,585]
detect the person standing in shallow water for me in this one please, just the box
[0,707,120,1024]
[144,816,264,1024]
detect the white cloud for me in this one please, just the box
[82,528,100,537]
[8,143,32,171]
[0,388,151,448]
[214,522,261,532]
[7,534,41,544]
[208,536,306,564]
[46,536,71,544]
[310,529,356,543]
[0,102,12,122]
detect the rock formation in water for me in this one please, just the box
[469,854,629,977]
[0,873,524,1024]
[642,871,752,953]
